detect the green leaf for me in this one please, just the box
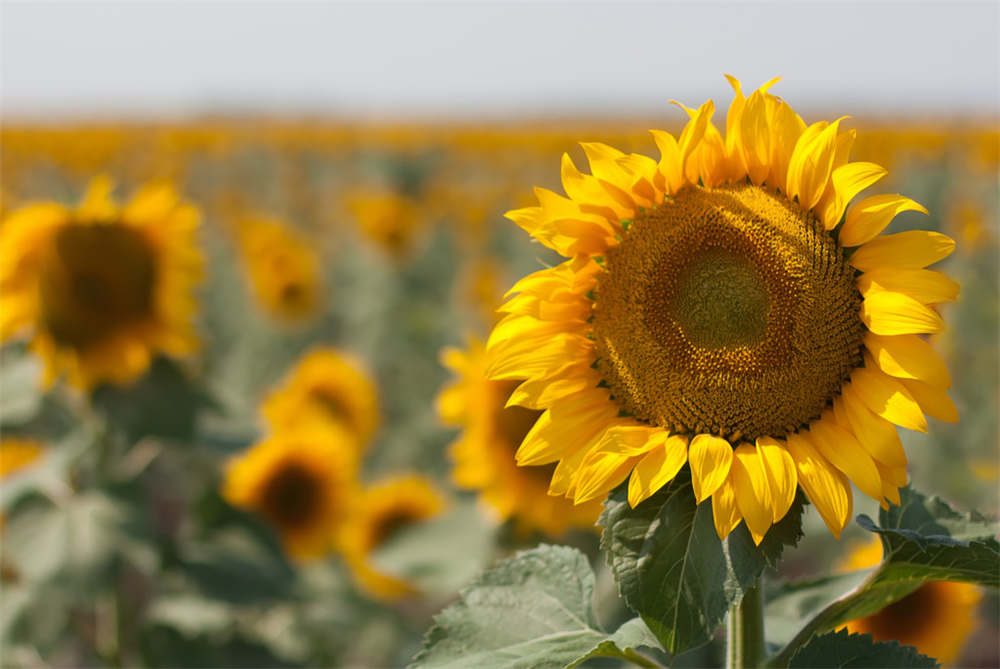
[91,357,218,444]
[788,629,938,668]
[600,470,803,654]
[410,544,661,669]
[767,486,998,667]
[0,352,42,425]
[856,487,999,587]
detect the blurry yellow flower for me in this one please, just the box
[437,338,602,537]
[0,177,203,391]
[340,474,445,600]
[487,76,959,544]
[262,348,379,452]
[839,537,982,664]
[347,190,422,258]
[458,258,506,327]
[0,438,43,478]
[235,216,322,324]
[947,200,993,251]
[223,426,357,560]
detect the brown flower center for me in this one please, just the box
[593,183,864,442]
[259,460,324,530]
[39,223,156,348]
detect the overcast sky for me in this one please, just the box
[2,1,998,119]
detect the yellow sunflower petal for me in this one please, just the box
[711,472,743,540]
[808,418,885,503]
[850,366,929,433]
[77,175,118,220]
[785,432,853,539]
[627,434,688,507]
[730,443,774,545]
[849,231,956,271]
[857,268,960,305]
[787,118,844,210]
[819,162,888,230]
[689,434,734,503]
[861,291,945,335]
[839,194,929,247]
[837,389,908,467]
[756,436,797,522]
[864,332,951,389]
[898,378,959,424]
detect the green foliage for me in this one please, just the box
[599,470,803,654]
[767,486,998,667]
[788,630,938,668]
[411,544,661,669]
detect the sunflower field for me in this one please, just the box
[1,79,998,669]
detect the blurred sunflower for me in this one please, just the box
[347,190,422,258]
[235,216,322,324]
[0,177,203,390]
[340,474,445,600]
[223,426,357,560]
[839,538,981,664]
[0,438,43,478]
[262,348,379,452]
[487,76,959,544]
[438,339,602,537]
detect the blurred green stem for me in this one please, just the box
[727,579,765,669]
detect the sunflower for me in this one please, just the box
[839,538,981,664]
[346,190,422,258]
[487,77,959,544]
[0,177,203,390]
[262,348,379,452]
[438,339,602,537]
[222,426,357,560]
[235,216,322,324]
[340,474,445,600]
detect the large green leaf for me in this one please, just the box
[788,629,937,668]
[410,544,661,669]
[600,470,803,654]
[767,486,998,667]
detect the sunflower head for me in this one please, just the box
[0,177,203,390]
[838,538,982,664]
[235,216,322,324]
[487,76,958,545]
[262,348,380,452]
[222,425,358,560]
[347,190,422,258]
[340,474,446,600]
[437,338,602,537]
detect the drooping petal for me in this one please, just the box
[785,432,853,539]
[850,231,956,271]
[808,417,885,502]
[836,388,908,467]
[689,434,734,502]
[756,436,797,522]
[627,434,688,507]
[861,292,946,335]
[711,472,743,540]
[839,194,929,247]
[730,443,774,544]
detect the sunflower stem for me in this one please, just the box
[727,579,765,669]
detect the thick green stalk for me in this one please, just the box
[727,580,765,669]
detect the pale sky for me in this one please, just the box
[2,1,998,119]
